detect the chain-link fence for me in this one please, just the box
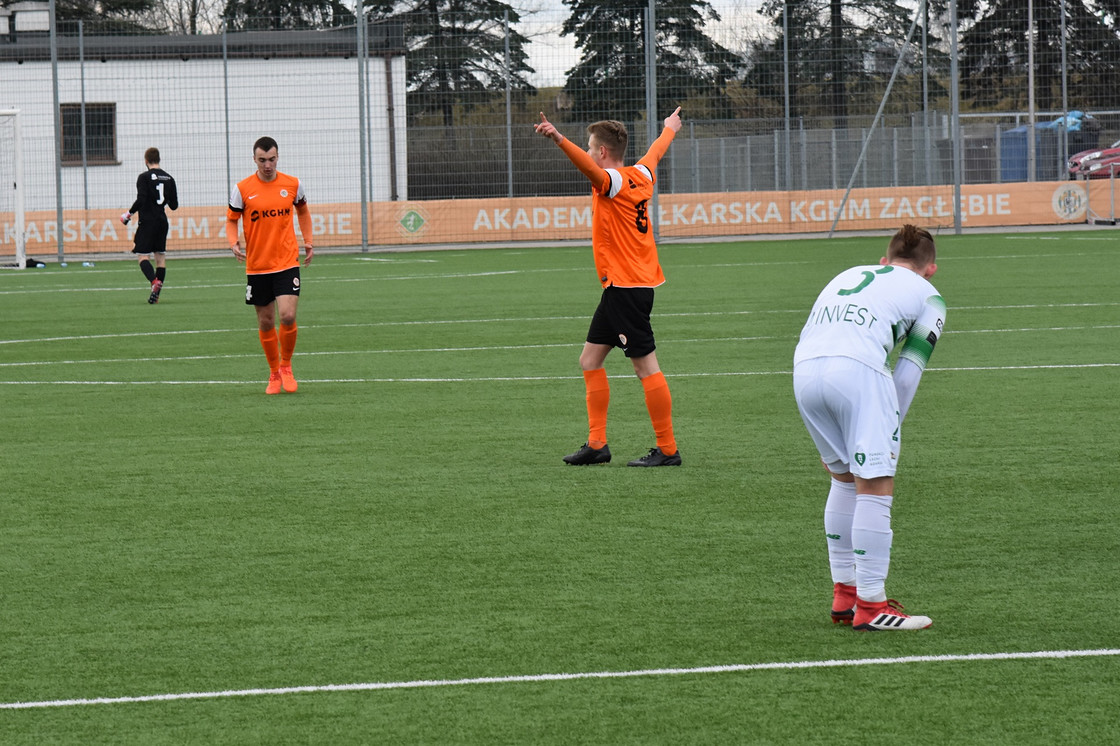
[1,1,1117,257]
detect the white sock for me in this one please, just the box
[824,478,857,586]
[852,494,893,603]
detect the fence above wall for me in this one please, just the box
[2,3,1117,258]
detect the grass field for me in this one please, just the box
[1,230,1118,743]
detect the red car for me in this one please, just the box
[1069,140,1120,179]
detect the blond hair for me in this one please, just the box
[586,120,628,161]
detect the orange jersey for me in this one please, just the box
[559,127,675,288]
[227,172,307,275]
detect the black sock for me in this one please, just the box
[139,260,156,283]
[156,266,166,282]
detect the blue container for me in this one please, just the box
[1000,123,1060,182]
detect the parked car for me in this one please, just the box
[1068,140,1120,179]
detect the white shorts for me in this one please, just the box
[793,357,901,479]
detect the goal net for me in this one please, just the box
[0,109,27,269]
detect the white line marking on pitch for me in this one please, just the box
[2,649,1117,710]
[0,362,1115,385]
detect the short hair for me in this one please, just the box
[586,120,628,161]
[887,224,936,267]
[144,147,160,165]
[253,136,278,155]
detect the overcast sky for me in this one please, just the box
[516,1,765,87]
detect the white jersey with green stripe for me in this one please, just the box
[794,264,946,376]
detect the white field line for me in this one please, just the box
[1,308,1118,348]
[3,364,1119,386]
[2,648,1117,710]
[0,319,787,347]
[0,250,1117,297]
[0,336,780,367]
[3,323,1120,369]
[0,260,822,296]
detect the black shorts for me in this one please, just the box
[132,221,168,255]
[245,267,301,306]
[586,286,656,358]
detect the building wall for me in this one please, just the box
[2,53,407,212]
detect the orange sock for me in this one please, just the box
[641,371,676,455]
[279,322,298,366]
[258,328,280,372]
[583,368,609,449]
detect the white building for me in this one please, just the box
[1,8,408,214]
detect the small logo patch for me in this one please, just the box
[855,452,866,466]
[280,189,289,198]
[618,333,628,346]
[1051,182,1087,221]
[400,210,426,234]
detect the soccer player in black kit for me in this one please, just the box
[121,148,178,304]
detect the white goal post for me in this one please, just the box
[1083,166,1119,226]
[1,108,27,269]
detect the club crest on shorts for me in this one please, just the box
[618,333,628,346]
[855,452,866,466]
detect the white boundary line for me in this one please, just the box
[1,303,1117,347]
[3,649,1117,710]
[1,362,1119,386]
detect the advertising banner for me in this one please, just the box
[1,181,1094,257]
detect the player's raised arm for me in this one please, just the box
[639,106,682,170]
[537,112,609,189]
[664,106,682,133]
[535,112,563,144]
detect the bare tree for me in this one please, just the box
[145,0,223,33]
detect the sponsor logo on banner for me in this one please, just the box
[399,208,428,236]
[1051,182,1087,221]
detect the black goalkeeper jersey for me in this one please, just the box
[129,167,178,225]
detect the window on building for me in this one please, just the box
[60,103,118,165]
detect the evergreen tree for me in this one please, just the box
[559,0,742,124]
[958,0,1120,112]
[750,0,918,124]
[364,0,537,129]
[222,0,355,31]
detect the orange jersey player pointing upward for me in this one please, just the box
[226,136,314,395]
[535,107,683,467]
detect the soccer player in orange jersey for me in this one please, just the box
[535,108,683,467]
[226,136,313,395]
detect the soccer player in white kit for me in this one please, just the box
[793,225,946,631]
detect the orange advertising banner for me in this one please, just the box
[0,181,1095,257]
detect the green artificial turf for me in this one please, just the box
[1,230,1117,743]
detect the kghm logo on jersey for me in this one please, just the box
[249,207,292,222]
